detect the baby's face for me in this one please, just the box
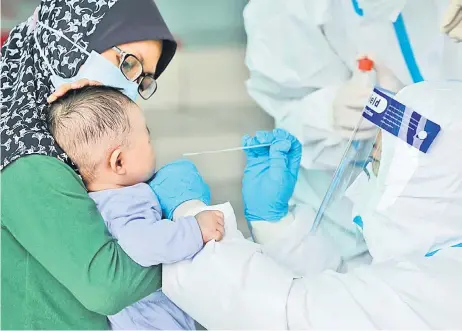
[123,104,157,185]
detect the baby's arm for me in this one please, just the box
[92,184,204,267]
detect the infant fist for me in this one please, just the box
[195,210,225,243]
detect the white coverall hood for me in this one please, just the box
[361,80,462,262]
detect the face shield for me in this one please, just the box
[312,83,462,262]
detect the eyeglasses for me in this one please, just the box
[112,46,158,100]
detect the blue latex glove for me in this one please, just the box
[242,128,302,222]
[149,159,211,219]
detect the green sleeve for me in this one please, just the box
[1,155,162,315]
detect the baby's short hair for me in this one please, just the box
[47,86,135,182]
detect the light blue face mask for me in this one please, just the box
[34,21,139,101]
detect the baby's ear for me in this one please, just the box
[109,148,126,175]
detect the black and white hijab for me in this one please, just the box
[0,0,176,170]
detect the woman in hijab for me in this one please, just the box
[0,0,209,329]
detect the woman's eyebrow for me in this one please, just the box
[146,126,151,135]
[127,50,147,71]
[133,52,155,75]
[136,52,156,75]
[137,53,145,66]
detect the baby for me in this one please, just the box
[47,86,224,330]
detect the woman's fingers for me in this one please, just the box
[47,79,102,104]
[47,83,72,103]
[71,79,102,88]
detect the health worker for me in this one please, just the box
[164,80,462,330]
[243,0,462,265]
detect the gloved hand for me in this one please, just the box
[149,159,211,219]
[441,0,462,41]
[333,56,403,140]
[333,78,377,140]
[242,128,302,222]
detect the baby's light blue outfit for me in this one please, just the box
[89,183,203,330]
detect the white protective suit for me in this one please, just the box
[164,81,462,329]
[244,0,462,263]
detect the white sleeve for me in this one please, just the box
[167,236,461,330]
[252,209,344,277]
[163,202,344,330]
[165,204,461,329]
[163,202,295,330]
[244,0,352,169]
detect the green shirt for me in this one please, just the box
[1,155,162,330]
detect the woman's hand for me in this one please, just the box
[47,79,102,103]
[149,159,211,219]
[242,128,302,221]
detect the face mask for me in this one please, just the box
[34,22,139,101]
[345,161,378,230]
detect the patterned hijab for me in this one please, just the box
[0,0,176,170]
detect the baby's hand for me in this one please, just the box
[195,210,225,243]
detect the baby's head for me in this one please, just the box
[48,86,156,191]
